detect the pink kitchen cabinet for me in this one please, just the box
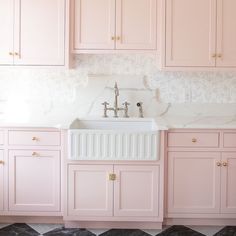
[168,152,221,214]
[0,0,14,65]
[8,150,61,213]
[114,165,159,217]
[221,152,236,214]
[67,164,161,220]
[162,0,236,69]
[0,0,66,66]
[0,150,4,211]
[68,165,113,217]
[72,0,157,51]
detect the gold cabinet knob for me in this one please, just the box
[32,137,39,141]
[32,152,39,157]
[216,161,222,167]
[109,173,116,181]
[222,162,228,167]
[111,36,115,41]
[0,160,4,165]
[218,54,222,58]
[9,52,13,56]
[192,138,197,143]
[116,36,121,40]
[212,54,217,58]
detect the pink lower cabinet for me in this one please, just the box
[67,164,160,220]
[221,152,236,214]
[167,152,221,214]
[68,165,113,217]
[114,165,159,217]
[8,150,61,213]
[0,150,4,211]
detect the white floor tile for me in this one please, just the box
[0,224,10,229]
[87,228,108,235]
[143,226,170,236]
[28,223,63,234]
[188,225,224,236]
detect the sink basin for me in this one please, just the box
[68,118,160,161]
[69,118,158,131]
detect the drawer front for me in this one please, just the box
[223,133,236,148]
[8,131,60,146]
[0,131,3,145]
[168,132,219,148]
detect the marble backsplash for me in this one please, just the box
[0,53,236,126]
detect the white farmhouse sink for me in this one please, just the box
[68,118,160,161]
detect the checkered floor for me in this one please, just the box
[0,223,234,236]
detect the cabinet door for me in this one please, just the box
[9,150,61,212]
[165,0,216,67]
[73,0,115,50]
[13,0,65,66]
[216,0,236,67]
[114,165,159,217]
[68,165,113,217]
[0,0,14,65]
[167,152,221,214]
[116,0,157,50]
[221,153,236,214]
[0,150,3,211]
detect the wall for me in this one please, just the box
[0,53,236,126]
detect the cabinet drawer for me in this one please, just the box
[0,131,3,145]
[168,132,219,148]
[8,130,60,146]
[223,133,236,148]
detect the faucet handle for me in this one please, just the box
[102,102,109,118]
[137,102,144,118]
[122,102,130,118]
[102,102,109,106]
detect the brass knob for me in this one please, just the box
[109,173,116,181]
[216,162,222,167]
[9,52,13,56]
[32,152,39,157]
[32,137,38,141]
[212,54,217,58]
[14,52,19,56]
[116,36,121,40]
[192,138,197,143]
[0,160,4,165]
[218,54,222,58]
[111,36,115,40]
[222,162,228,167]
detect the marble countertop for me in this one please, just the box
[0,115,236,130]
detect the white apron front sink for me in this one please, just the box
[68,118,160,161]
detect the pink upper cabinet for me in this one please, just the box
[116,0,157,50]
[73,0,116,50]
[165,0,216,67]
[13,0,65,66]
[73,0,157,51]
[0,0,14,65]
[216,0,236,67]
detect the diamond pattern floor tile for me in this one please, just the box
[28,224,64,235]
[156,225,206,236]
[0,223,40,236]
[189,226,224,236]
[213,226,236,236]
[99,229,151,236]
[43,227,95,236]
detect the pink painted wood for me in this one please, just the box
[68,165,113,217]
[168,132,219,148]
[8,150,61,212]
[167,152,221,214]
[0,131,3,145]
[223,133,236,148]
[0,150,4,211]
[0,0,14,65]
[8,131,60,146]
[13,0,65,66]
[165,0,216,67]
[216,0,236,67]
[114,165,159,217]
[221,152,236,214]
[115,0,157,50]
[73,0,116,50]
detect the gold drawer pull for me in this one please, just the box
[32,137,39,141]
[222,162,228,167]
[109,173,116,181]
[0,160,4,165]
[192,138,197,143]
[216,162,222,167]
[212,54,216,58]
[32,152,39,157]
